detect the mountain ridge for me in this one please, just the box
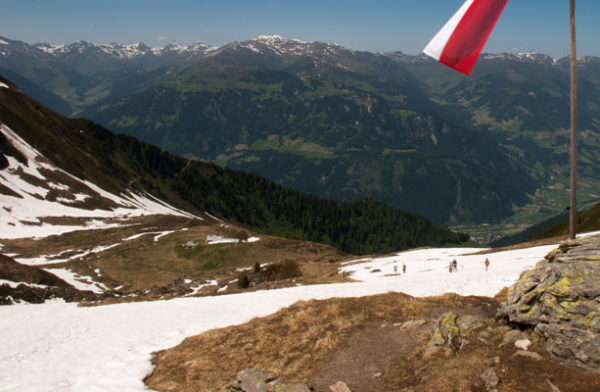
[4,34,597,64]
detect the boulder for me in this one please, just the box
[329,381,352,392]
[499,235,600,373]
[513,350,543,361]
[237,368,275,392]
[223,368,311,392]
[480,367,499,390]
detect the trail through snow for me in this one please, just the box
[0,242,561,392]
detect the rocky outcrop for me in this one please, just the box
[499,235,600,373]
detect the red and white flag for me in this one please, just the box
[423,0,509,75]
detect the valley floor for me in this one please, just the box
[0,239,571,392]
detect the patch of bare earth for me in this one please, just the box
[145,293,600,392]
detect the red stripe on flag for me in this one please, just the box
[439,0,508,75]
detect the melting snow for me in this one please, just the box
[17,243,122,266]
[43,268,108,294]
[0,279,48,289]
[0,82,8,89]
[186,280,218,296]
[206,235,240,244]
[153,230,176,242]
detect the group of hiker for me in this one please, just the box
[393,263,407,274]
[392,257,491,275]
[448,257,491,272]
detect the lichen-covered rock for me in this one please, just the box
[456,314,484,333]
[236,368,275,392]
[499,235,600,374]
[427,312,458,349]
[426,311,473,355]
[223,368,311,392]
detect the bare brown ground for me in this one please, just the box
[144,292,600,392]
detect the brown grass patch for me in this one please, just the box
[145,292,600,392]
[145,293,494,391]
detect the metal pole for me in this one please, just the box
[569,0,578,239]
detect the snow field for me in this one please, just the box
[0,243,558,392]
[340,244,558,297]
[0,124,201,240]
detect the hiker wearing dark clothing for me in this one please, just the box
[402,264,406,273]
[452,259,458,272]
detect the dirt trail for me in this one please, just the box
[310,321,427,392]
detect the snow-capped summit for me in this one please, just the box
[253,34,308,45]
[234,34,347,59]
[516,51,557,63]
[22,39,217,59]
[475,52,558,65]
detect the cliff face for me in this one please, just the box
[500,235,600,373]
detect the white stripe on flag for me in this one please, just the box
[423,0,476,61]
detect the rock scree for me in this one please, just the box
[499,235,600,373]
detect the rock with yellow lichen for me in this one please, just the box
[499,235,600,374]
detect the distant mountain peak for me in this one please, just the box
[252,34,308,45]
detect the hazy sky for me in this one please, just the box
[2,0,600,57]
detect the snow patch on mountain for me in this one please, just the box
[29,39,218,59]
[44,267,108,293]
[0,123,200,240]
[232,34,347,58]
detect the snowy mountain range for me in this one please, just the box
[3,34,600,229]
[0,34,354,61]
[4,34,598,64]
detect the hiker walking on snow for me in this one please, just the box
[484,258,490,271]
[449,261,453,273]
[452,259,458,272]
[402,264,406,274]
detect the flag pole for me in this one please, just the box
[569,0,578,239]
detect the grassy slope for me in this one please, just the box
[532,201,600,240]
